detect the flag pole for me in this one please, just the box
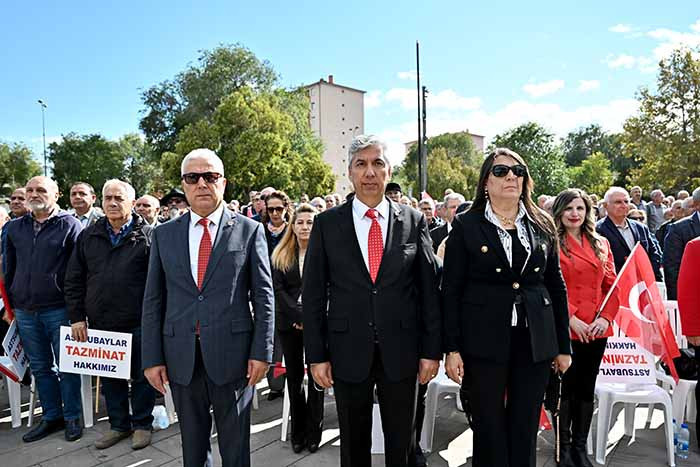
[596,242,641,320]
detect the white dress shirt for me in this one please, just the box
[189,203,225,284]
[352,197,390,273]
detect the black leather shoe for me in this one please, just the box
[22,419,65,443]
[416,445,428,467]
[292,442,304,453]
[65,419,83,442]
[307,442,319,453]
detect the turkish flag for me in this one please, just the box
[599,243,681,382]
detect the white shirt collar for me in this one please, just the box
[353,196,390,220]
[190,202,225,228]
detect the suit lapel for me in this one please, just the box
[567,233,598,268]
[604,217,631,254]
[478,217,512,273]
[337,202,373,284]
[200,208,237,291]
[691,213,700,237]
[175,212,198,290]
[374,201,402,284]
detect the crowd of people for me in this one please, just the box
[0,136,698,467]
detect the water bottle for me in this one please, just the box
[677,423,690,459]
[673,419,679,452]
[151,405,170,430]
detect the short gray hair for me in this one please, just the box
[693,187,700,203]
[604,186,630,203]
[347,135,390,171]
[181,148,225,176]
[444,192,466,204]
[418,198,435,210]
[682,197,695,209]
[102,179,136,200]
[650,189,664,198]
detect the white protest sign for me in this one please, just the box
[2,320,29,380]
[597,337,656,385]
[59,326,132,380]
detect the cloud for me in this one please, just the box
[397,70,417,81]
[604,54,637,69]
[376,98,639,166]
[383,88,481,111]
[609,24,633,33]
[522,80,565,98]
[364,90,383,109]
[577,80,600,92]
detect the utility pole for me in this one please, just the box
[37,99,47,176]
[420,86,428,193]
[415,42,422,193]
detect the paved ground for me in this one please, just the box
[0,379,697,466]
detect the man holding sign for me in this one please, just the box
[142,149,274,467]
[65,179,156,450]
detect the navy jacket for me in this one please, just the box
[663,212,700,299]
[596,216,662,281]
[3,211,82,312]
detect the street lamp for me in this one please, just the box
[37,99,47,176]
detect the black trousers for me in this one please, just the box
[464,326,551,467]
[333,345,418,467]
[266,329,285,392]
[562,339,607,403]
[171,340,252,467]
[278,328,324,445]
[693,343,700,444]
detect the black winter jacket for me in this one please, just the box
[64,214,152,332]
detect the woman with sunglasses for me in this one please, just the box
[262,191,293,257]
[551,189,618,467]
[443,148,571,467]
[270,203,324,453]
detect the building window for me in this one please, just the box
[341,103,345,107]
[342,131,345,135]
[342,117,345,121]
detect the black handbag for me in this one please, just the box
[544,369,562,415]
[661,348,698,380]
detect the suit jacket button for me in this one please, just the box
[534,267,540,272]
[481,245,488,253]
[369,322,374,327]
[198,295,204,301]
[371,289,377,295]
[512,282,520,290]
[496,268,501,273]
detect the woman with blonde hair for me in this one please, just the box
[271,203,324,454]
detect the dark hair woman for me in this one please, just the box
[551,189,618,467]
[270,203,324,454]
[263,191,293,257]
[442,148,572,466]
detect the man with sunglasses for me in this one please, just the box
[142,148,274,467]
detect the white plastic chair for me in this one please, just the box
[594,383,675,466]
[1,356,26,428]
[420,361,461,453]
[25,374,95,428]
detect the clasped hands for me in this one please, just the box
[570,316,610,343]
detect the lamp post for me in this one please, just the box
[37,99,47,176]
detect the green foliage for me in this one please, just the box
[0,142,42,194]
[561,124,631,185]
[398,131,482,199]
[139,44,278,156]
[119,134,167,197]
[165,87,334,201]
[49,133,127,205]
[490,122,570,197]
[623,48,700,191]
[567,152,615,196]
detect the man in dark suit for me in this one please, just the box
[142,149,274,467]
[69,182,104,228]
[663,187,700,299]
[596,187,662,281]
[303,135,442,467]
[429,193,465,254]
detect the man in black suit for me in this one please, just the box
[429,192,464,254]
[303,135,442,467]
[663,187,700,299]
[596,187,662,280]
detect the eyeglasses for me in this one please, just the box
[491,164,527,178]
[181,172,224,185]
[267,206,286,213]
[628,216,644,221]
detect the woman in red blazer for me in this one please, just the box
[677,236,700,442]
[552,189,618,467]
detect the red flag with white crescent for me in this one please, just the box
[599,243,681,382]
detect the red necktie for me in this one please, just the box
[365,209,383,283]
[197,218,212,289]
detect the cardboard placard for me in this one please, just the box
[58,326,132,379]
[1,320,29,380]
[597,337,656,385]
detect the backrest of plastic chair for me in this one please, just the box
[663,300,687,348]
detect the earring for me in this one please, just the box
[484,187,489,199]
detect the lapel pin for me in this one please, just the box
[481,245,488,253]
[227,220,234,226]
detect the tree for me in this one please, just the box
[119,134,167,197]
[490,122,570,196]
[561,124,631,185]
[164,86,335,201]
[567,152,615,196]
[139,44,278,156]
[398,131,482,199]
[0,142,42,194]
[49,133,126,205]
[623,48,700,191]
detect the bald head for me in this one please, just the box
[25,176,60,214]
[135,195,161,225]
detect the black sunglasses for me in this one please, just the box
[181,172,224,185]
[491,164,527,177]
[267,206,286,213]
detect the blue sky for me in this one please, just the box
[1,1,698,165]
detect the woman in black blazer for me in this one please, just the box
[270,203,324,454]
[443,148,572,467]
